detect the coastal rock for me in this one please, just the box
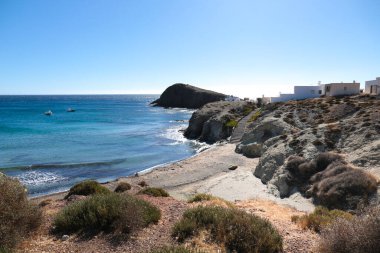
[184,101,255,144]
[240,96,380,205]
[236,143,263,158]
[151,83,226,109]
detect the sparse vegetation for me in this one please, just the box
[65,180,110,199]
[247,109,262,123]
[318,205,380,253]
[149,246,205,253]
[291,206,352,232]
[0,176,42,251]
[114,182,132,193]
[225,119,238,128]
[285,153,378,210]
[54,193,161,234]
[138,180,148,187]
[188,193,216,203]
[139,187,170,197]
[172,206,283,253]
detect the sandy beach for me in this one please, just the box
[98,143,314,212]
[33,143,314,212]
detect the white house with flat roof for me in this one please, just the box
[266,85,323,103]
[365,77,380,95]
[321,82,360,97]
[263,81,360,103]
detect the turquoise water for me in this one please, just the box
[0,95,204,196]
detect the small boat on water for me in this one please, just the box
[44,110,53,116]
[67,108,76,112]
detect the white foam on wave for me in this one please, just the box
[17,171,67,186]
[161,124,211,152]
[161,124,188,144]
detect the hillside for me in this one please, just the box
[237,95,380,210]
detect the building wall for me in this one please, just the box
[324,83,360,97]
[365,78,380,94]
[293,86,322,99]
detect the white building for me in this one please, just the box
[266,85,323,103]
[321,82,360,97]
[263,81,360,103]
[365,77,380,95]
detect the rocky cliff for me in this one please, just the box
[237,95,380,210]
[151,83,226,109]
[184,101,255,144]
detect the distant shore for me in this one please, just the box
[33,143,314,212]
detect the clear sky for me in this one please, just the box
[0,0,379,98]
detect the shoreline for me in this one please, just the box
[32,143,314,212]
[29,143,217,200]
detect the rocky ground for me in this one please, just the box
[21,191,318,253]
[236,95,380,207]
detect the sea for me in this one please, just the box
[0,95,207,197]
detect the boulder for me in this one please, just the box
[184,101,253,144]
[151,83,226,109]
[236,143,263,158]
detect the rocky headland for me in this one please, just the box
[184,100,256,143]
[236,95,380,210]
[151,83,226,109]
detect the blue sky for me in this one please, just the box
[0,0,379,98]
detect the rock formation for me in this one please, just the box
[151,83,226,109]
[238,95,380,209]
[184,101,255,144]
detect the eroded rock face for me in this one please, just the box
[151,83,226,109]
[239,96,380,205]
[236,143,263,158]
[184,101,254,144]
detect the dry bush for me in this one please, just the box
[65,180,110,199]
[310,167,378,210]
[114,182,131,193]
[318,205,380,253]
[139,187,170,197]
[0,176,42,251]
[291,206,352,232]
[54,192,161,234]
[172,206,283,253]
[149,246,206,253]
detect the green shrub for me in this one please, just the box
[149,246,205,253]
[291,206,352,232]
[54,193,161,234]
[318,205,380,253]
[114,182,131,193]
[139,187,169,197]
[187,193,234,208]
[188,193,216,203]
[225,119,238,128]
[247,109,262,123]
[65,180,110,199]
[172,206,282,253]
[0,176,42,251]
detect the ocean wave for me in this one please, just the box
[0,158,128,172]
[17,171,67,186]
[160,124,211,152]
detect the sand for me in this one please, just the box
[108,143,314,212]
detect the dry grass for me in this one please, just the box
[318,205,380,253]
[139,187,170,197]
[172,206,283,253]
[291,206,352,232]
[0,176,42,251]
